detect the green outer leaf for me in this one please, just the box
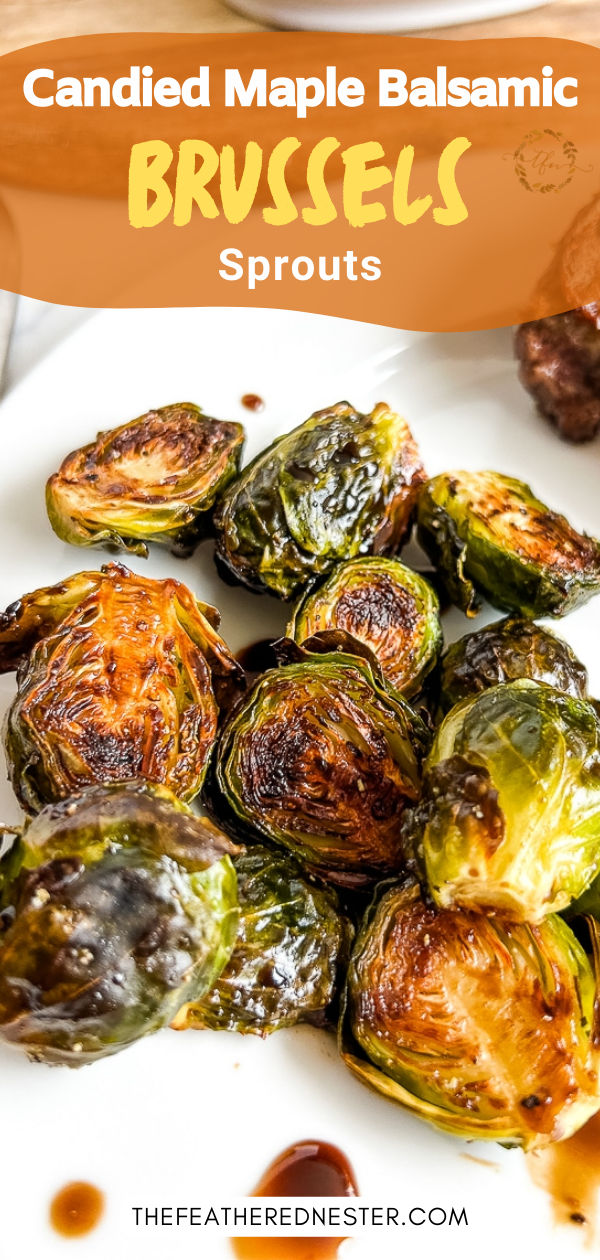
[418,679,600,921]
[339,881,600,1148]
[417,491,479,616]
[417,471,600,619]
[8,780,238,874]
[288,557,442,699]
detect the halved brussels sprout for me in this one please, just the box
[214,401,426,600]
[288,558,442,698]
[0,782,239,1065]
[174,845,350,1035]
[46,403,245,558]
[417,470,600,618]
[215,649,427,887]
[341,881,600,1148]
[409,679,600,922]
[437,615,588,716]
[0,563,244,813]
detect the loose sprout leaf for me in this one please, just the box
[46,403,245,557]
[214,401,426,600]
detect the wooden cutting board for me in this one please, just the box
[1,0,599,54]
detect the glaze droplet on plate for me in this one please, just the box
[232,1140,358,1260]
[241,394,265,413]
[49,1181,105,1237]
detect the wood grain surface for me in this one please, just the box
[2,0,599,54]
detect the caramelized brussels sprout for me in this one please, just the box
[0,783,239,1065]
[0,563,244,813]
[341,882,600,1148]
[409,680,600,922]
[215,650,427,887]
[288,558,442,698]
[46,403,244,558]
[437,615,588,715]
[174,845,350,1035]
[417,470,600,618]
[215,402,426,600]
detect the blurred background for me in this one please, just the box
[1,0,598,50]
[0,0,596,396]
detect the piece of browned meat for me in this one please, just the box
[515,305,600,443]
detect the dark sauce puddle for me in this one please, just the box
[232,1140,358,1260]
[236,638,278,680]
[526,1111,600,1242]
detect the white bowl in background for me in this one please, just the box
[224,0,548,31]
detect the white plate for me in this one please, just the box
[0,307,598,1260]
[224,0,548,32]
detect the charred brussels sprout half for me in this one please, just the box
[341,882,600,1148]
[0,783,239,1065]
[437,615,588,716]
[215,401,426,600]
[46,403,244,558]
[0,563,244,813]
[417,470,600,618]
[216,651,427,887]
[409,679,600,922]
[174,845,350,1035]
[288,558,442,699]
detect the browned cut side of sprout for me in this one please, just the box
[0,563,244,812]
[341,882,600,1149]
[46,402,245,557]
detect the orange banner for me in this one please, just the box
[1,32,599,329]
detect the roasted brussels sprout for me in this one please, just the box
[46,403,244,557]
[417,470,600,618]
[437,615,588,716]
[215,650,427,887]
[215,401,426,600]
[174,845,350,1035]
[341,881,600,1148]
[288,558,442,698]
[0,563,244,812]
[0,783,239,1065]
[409,679,600,922]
